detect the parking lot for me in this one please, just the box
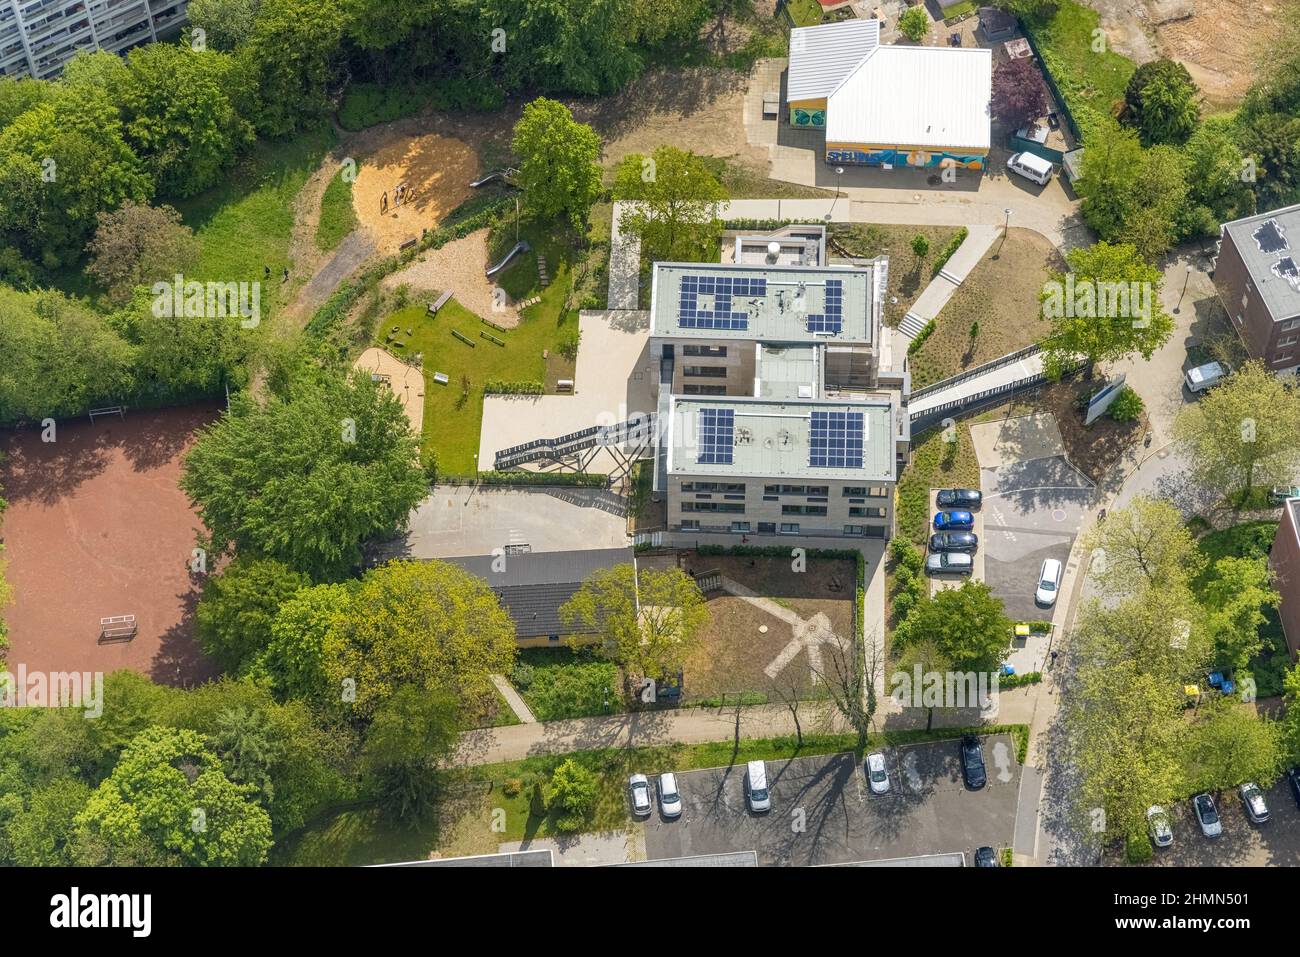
[641,736,1022,866]
[1145,779,1300,867]
[981,457,1093,622]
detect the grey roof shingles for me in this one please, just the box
[443,548,634,639]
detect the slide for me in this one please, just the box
[485,240,531,278]
[470,169,517,188]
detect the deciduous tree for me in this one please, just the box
[613,146,725,262]
[511,97,603,228]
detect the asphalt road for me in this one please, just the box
[641,736,1022,866]
[981,457,1094,622]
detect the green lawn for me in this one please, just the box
[174,125,336,317]
[380,223,580,474]
[1026,0,1136,125]
[785,0,824,27]
[511,648,624,721]
[829,224,963,328]
[316,166,359,252]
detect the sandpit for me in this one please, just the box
[352,347,426,436]
[352,133,479,252]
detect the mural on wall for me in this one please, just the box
[826,148,986,170]
[791,108,827,128]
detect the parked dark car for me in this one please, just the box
[974,846,998,867]
[937,488,982,509]
[1288,767,1300,810]
[933,510,974,531]
[930,530,978,553]
[960,734,986,790]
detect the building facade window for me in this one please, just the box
[779,523,801,534]
[683,365,727,378]
[782,504,827,516]
[730,522,751,533]
[850,506,887,518]
[764,484,830,496]
[681,482,746,493]
[843,525,865,536]
[682,345,728,358]
[683,384,727,395]
[682,501,745,513]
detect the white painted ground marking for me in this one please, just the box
[902,750,923,792]
[992,740,1014,784]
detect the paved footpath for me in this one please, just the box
[898,224,999,339]
[454,687,1037,767]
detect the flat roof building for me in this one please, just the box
[1213,205,1300,378]
[649,248,906,544]
[786,19,992,172]
[0,0,188,80]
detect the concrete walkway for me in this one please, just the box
[453,685,1037,767]
[898,225,999,339]
[908,349,1045,419]
[608,203,642,309]
[492,674,537,724]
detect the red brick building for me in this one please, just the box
[1270,498,1300,659]
[1214,206,1300,379]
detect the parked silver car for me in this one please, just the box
[1240,782,1270,824]
[1146,805,1173,848]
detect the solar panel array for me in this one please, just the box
[678,274,766,330]
[697,408,735,465]
[809,410,864,469]
[806,279,843,334]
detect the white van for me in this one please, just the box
[1007,151,1054,186]
[745,760,771,813]
[1184,361,1228,393]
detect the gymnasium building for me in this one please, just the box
[786,18,993,172]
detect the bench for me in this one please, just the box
[99,614,137,642]
[450,329,476,347]
[399,237,418,252]
[427,290,453,316]
[480,331,505,347]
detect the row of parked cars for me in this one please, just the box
[927,488,982,577]
[628,760,772,819]
[1148,769,1300,847]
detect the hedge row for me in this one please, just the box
[906,319,936,356]
[482,380,544,395]
[931,226,968,276]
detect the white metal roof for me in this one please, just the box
[786,18,880,102]
[826,46,992,151]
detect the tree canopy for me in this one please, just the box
[511,97,603,228]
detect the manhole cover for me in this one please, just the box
[1052,509,1067,522]
[759,625,769,634]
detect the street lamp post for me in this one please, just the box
[827,166,844,220]
[1175,262,1194,314]
[995,207,1012,258]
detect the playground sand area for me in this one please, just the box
[352,133,479,251]
[352,347,427,435]
[384,228,522,328]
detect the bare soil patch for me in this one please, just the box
[352,133,480,253]
[910,228,1065,389]
[1153,0,1285,109]
[382,228,522,328]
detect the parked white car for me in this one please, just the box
[628,773,652,817]
[1193,793,1222,838]
[1035,558,1063,606]
[657,772,682,819]
[1240,782,1270,824]
[865,752,890,795]
[1184,361,1228,393]
[1007,151,1054,186]
[746,760,772,813]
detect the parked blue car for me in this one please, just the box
[933,510,974,530]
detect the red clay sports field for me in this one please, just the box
[0,403,222,685]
